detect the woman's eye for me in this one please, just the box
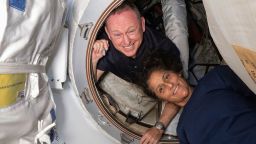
[164,73,169,81]
[158,86,164,94]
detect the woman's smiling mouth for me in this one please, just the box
[173,84,179,95]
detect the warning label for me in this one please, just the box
[0,74,26,108]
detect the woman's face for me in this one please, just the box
[147,69,191,107]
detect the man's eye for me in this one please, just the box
[128,30,135,34]
[113,33,122,37]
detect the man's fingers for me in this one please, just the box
[93,40,109,53]
[93,42,100,53]
[102,40,109,51]
[102,49,106,56]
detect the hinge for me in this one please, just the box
[78,22,93,40]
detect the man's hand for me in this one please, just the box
[92,39,109,63]
[140,127,163,144]
[92,39,109,80]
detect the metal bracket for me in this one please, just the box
[97,114,111,126]
[78,22,93,40]
[80,87,93,104]
[120,133,134,144]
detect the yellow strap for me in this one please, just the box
[0,74,26,108]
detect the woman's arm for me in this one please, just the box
[140,102,180,144]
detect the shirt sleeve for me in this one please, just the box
[97,55,110,72]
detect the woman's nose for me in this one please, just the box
[166,83,173,89]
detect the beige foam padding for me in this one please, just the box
[233,45,256,83]
[99,72,157,120]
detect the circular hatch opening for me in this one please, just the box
[84,0,179,143]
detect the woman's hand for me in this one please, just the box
[140,127,164,144]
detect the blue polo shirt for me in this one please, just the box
[97,27,180,82]
[177,65,256,144]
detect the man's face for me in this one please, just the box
[105,8,145,58]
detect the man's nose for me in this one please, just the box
[122,34,131,45]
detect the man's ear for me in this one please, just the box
[141,17,146,32]
[105,26,111,39]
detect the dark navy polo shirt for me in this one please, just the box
[97,26,180,83]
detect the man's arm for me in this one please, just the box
[92,39,109,81]
[140,102,180,144]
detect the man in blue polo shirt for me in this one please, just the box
[92,1,181,144]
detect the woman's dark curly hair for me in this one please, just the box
[136,50,183,98]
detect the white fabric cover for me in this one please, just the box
[0,0,64,68]
[202,0,256,94]
[161,0,189,78]
[0,0,65,143]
